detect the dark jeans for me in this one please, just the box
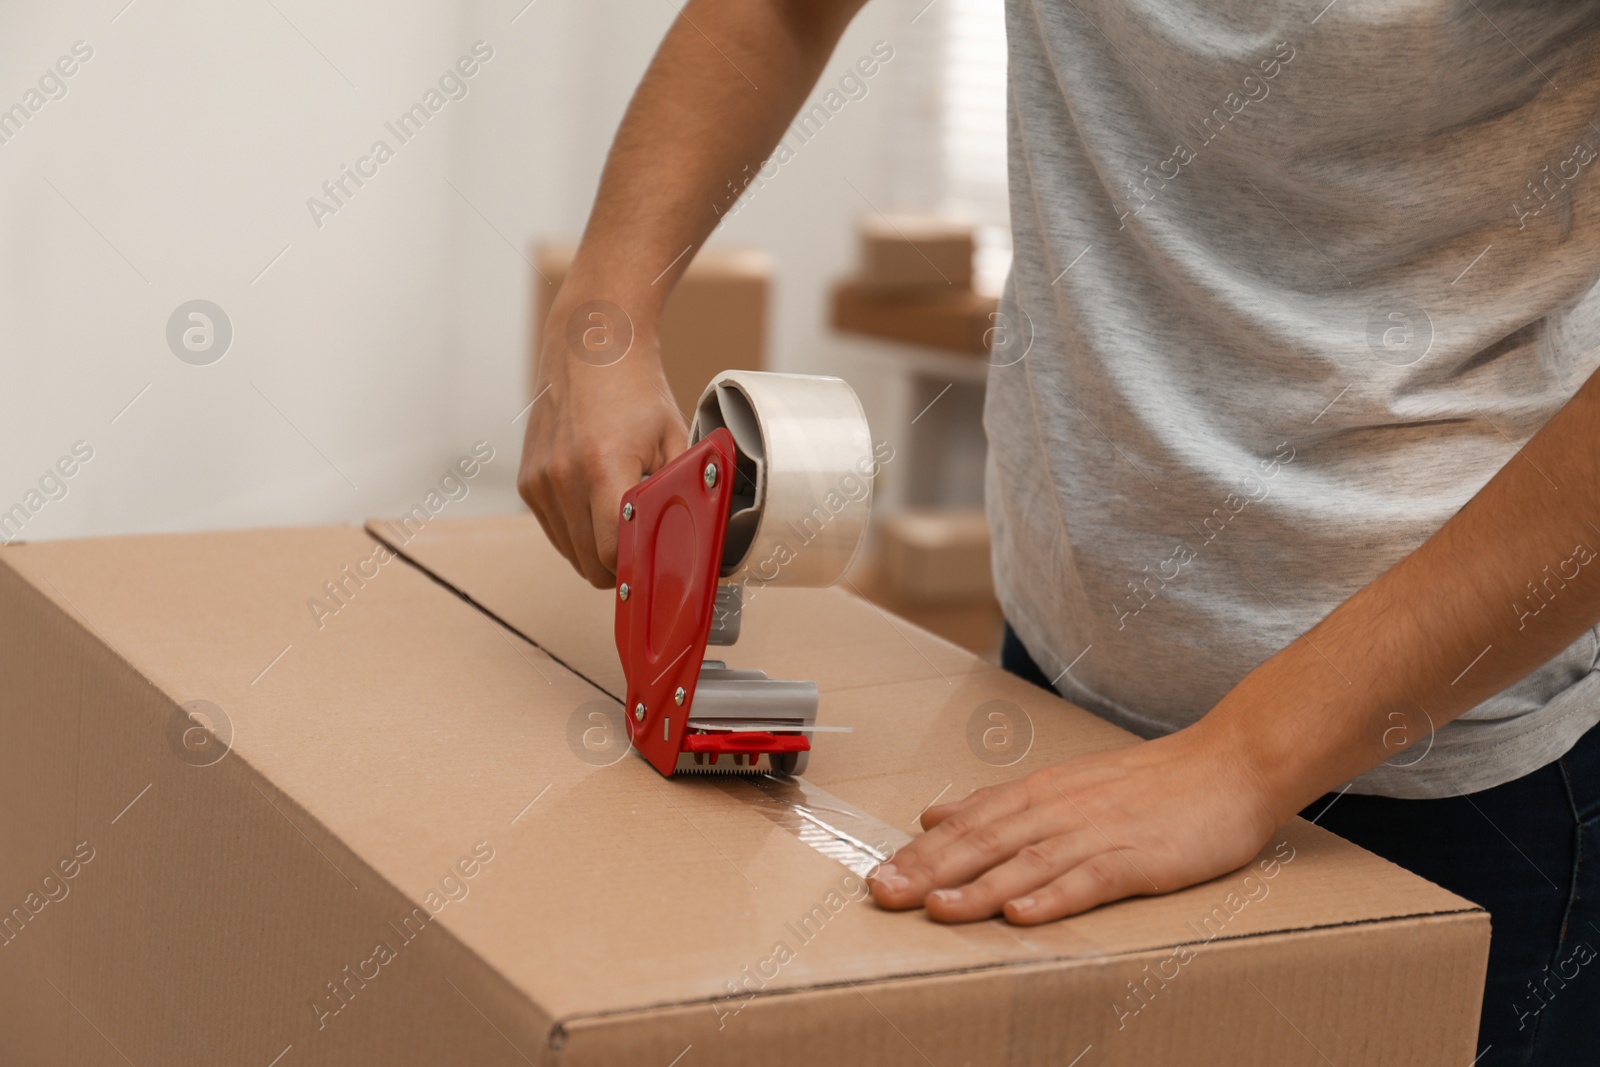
[1001,623,1600,1067]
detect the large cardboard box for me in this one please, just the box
[0,517,1489,1065]
[535,241,770,417]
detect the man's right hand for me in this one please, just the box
[517,301,688,589]
[513,0,868,585]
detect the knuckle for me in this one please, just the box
[1014,842,1058,873]
[892,843,930,874]
[1079,856,1123,896]
[941,811,980,838]
[1025,770,1061,800]
[576,440,612,471]
[596,531,620,571]
[544,457,575,493]
[517,467,545,508]
[963,823,1008,859]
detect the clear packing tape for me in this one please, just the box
[715,774,913,879]
[691,370,875,588]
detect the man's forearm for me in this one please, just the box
[1208,364,1600,816]
[559,0,865,328]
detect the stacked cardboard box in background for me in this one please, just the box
[857,215,976,290]
[533,241,770,417]
[829,215,1004,659]
[830,215,994,356]
[846,508,1003,661]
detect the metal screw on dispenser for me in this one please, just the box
[622,502,634,521]
[619,583,630,601]
[634,703,646,723]
[674,687,686,706]
[703,462,718,490]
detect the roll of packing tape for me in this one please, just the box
[691,370,874,587]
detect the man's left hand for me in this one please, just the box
[867,722,1283,924]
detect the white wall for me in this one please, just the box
[0,0,939,544]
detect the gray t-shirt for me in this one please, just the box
[986,0,1600,798]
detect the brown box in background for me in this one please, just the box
[0,518,1491,1065]
[858,214,975,290]
[875,508,994,604]
[847,508,1003,661]
[830,278,996,355]
[535,241,770,415]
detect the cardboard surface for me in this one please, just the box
[0,519,1491,1064]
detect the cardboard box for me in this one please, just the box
[875,508,995,604]
[0,517,1489,1065]
[843,555,1004,664]
[830,278,996,355]
[535,241,769,417]
[858,215,975,290]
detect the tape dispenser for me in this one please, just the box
[613,370,873,777]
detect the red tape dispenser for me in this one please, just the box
[613,371,873,777]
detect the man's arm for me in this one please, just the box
[870,361,1600,924]
[520,0,866,587]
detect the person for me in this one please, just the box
[517,2,1600,1061]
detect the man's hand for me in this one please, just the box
[509,0,866,584]
[869,722,1281,924]
[518,312,688,588]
